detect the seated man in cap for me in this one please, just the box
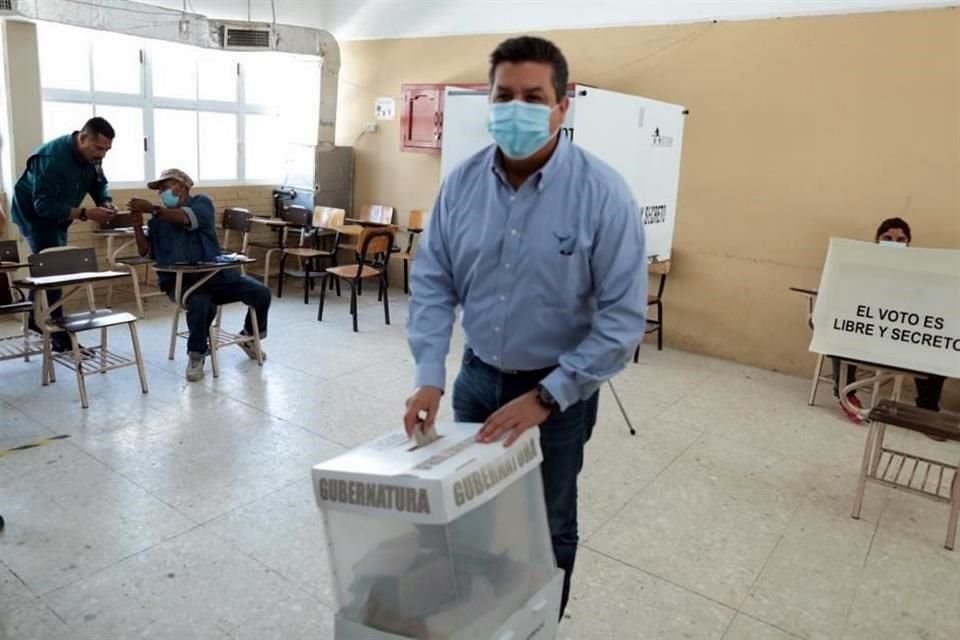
[128,168,271,382]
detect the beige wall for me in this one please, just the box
[334,8,960,402]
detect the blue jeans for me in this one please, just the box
[164,271,271,356]
[452,348,598,620]
[24,228,70,348]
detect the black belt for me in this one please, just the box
[472,352,556,378]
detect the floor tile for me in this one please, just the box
[723,613,803,640]
[560,548,735,640]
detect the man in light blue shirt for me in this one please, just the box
[404,36,647,618]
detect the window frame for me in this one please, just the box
[38,23,316,189]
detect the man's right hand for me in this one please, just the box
[403,386,443,437]
[84,207,115,224]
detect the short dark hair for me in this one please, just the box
[81,117,115,140]
[488,36,568,102]
[875,217,911,242]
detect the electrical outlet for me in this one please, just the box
[363,122,378,133]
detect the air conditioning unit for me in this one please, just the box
[218,24,273,50]
[0,0,17,16]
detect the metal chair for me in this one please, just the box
[99,213,162,318]
[29,247,148,409]
[247,205,308,288]
[401,209,425,294]
[277,206,345,303]
[0,240,41,364]
[634,259,670,361]
[318,227,395,332]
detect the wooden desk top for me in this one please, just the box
[250,217,291,227]
[16,270,129,289]
[869,399,960,441]
[0,261,28,272]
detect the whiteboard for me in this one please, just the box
[440,85,685,260]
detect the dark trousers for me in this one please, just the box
[832,357,945,411]
[452,348,597,620]
[164,271,271,356]
[24,230,69,349]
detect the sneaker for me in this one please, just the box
[237,333,266,361]
[52,341,96,358]
[839,394,864,425]
[186,354,205,382]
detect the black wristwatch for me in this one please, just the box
[79,208,87,221]
[536,384,558,410]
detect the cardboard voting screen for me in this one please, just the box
[810,238,960,378]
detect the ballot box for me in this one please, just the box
[312,423,563,640]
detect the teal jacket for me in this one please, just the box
[11,133,111,242]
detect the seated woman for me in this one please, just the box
[833,217,946,424]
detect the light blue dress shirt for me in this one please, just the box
[408,136,648,411]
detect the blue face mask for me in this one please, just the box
[487,100,558,160]
[160,188,180,208]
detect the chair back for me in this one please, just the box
[0,241,20,307]
[358,228,395,268]
[358,204,395,225]
[0,240,19,264]
[29,247,99,277]
[222,208,252,233]
[281,205,311,228]
[313,206,346,229]
[407,210,425,231]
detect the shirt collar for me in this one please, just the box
[489,134,571,192]
[69,132,88,166]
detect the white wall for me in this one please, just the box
[139,0,956,40]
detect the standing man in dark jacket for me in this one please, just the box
[11,117,118,351]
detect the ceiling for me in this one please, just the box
[139,0,956,40]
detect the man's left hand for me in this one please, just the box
[128,198,153,213]
[476,390,550,447]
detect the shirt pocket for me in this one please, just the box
[528,228,593,307]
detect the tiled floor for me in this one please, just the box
[1,288,958,640]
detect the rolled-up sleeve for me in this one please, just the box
[407,185,459,391]
[540,191,648,410]
[183,195,215,231]
[31,156,72,224]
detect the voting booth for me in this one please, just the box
[810,238,960,379]
[313,423,563,640]
[440,85,686,261]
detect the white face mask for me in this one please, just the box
[878,240,907,248]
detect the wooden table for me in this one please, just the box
[153,258,263,376]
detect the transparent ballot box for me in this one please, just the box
[312,423,563,640]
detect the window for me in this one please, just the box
[37,21,321,186]
[245,113,283,181]
[198,112,237,180]
[92,34,142,95]
[37,23,90,92]
[95,105,144,183]
[154,109,198,180]
[151,40,199,101]
[41,102,93,142]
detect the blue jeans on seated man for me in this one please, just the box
[164,270,271,356]
[24,229,69,350]
[452,347,598,620]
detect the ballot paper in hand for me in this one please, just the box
[412,422,439,447]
